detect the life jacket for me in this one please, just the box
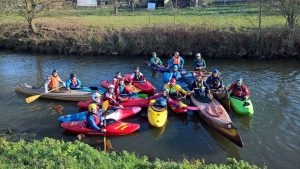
[169,85,179,97]
[173,56,181,65]
[70,79,78,88]
[48,75,60,89]
[232,84,246,97]
[194,80,206,95]
[208,76,221,89]
[195,59,204,67]
[86,112,100,128]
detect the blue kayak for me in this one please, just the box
[163,71,189,91]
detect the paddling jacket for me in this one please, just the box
[86,112,103,131]
[164,83,187,96]
[149,93,180,107]
[189,80,210,93]
[150,57,162,66]
[103,92,120,106]
[65,78,81,90]
[168,56,184,68]
[48,75,63,89]
[193,58,206,68]
[170,71,181,81]
[206,76,223,90]
[131,72,145,82]
[228,84,250,98]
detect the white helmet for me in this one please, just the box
[108,84,115,89]
[92,93,101,103]
[196,53,201,57]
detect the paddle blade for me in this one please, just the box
[102,100,109,113]
[25,95,41,103]
[186,106,200,111]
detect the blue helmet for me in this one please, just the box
[212,68,219,74]
[162,88,169,93]
[173,65,179,69]
[155,98,167,107]
[236,78,243,83]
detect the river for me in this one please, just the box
[0,52,299,168]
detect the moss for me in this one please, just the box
[0,137,263,169]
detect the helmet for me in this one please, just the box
[212,69,218,74]
[52,69,58,73]
[108,84,115,89]
[116,72,121,75]
[236,78,243,83]
[92,93,101,103]
[152,52,157,56]
[70,73,77,79]
[170,78,176,83]
[173,65,179,70]
[88,103,97,112]
[175,52,179,56]
[162,88,169,93]
[196,53,201,57]
[155,98,167,107]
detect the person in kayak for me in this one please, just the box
[164,78,191,98]
[115,78,132,97]
[91,92,102,106]
[228,78,250,100]
[206,69,224,90]
[103,84,123,108]
[46,69,65,93]
[193,53,206,71]
[168,52,184,69]
[190,73,212,102]
[86,103,105,132]
[131,67,146,82]
[112,72,123,87]
[169,65,182,81]
[152,97,168,108]
[150,52,163,67]
[149,88,185,108]
[65,73,82,90]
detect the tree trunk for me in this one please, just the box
[114,0,118,15]
[195,0,198,7]
[131,0,135,12]
[28,13,38,33]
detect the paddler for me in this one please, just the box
[228,78,250,100]
[150,52,163,67]
[65,73,82,90]
[169,65,181,81]
[103,84,123,108]
[149,88,184,108]
[112,72,123,87]
[168,52,184,69]
[164,78,191,98]
[115,78,133,97]
[91,92,102,106]
[86,103,105,132]
[46,69,65,93]
[206,69,224,90]
[192,52,206,71]
[131,67,146,82]
[189,73,212,102]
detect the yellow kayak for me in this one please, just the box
[147,100,168,128]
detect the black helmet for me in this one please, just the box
[70,73,77,79]
[52,69,58,73]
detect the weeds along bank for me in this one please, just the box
[0,137,262,168]
[0,23,299,59]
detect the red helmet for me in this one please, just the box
[169,78,176,83]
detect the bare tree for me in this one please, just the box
[114,0,119,15]
[272,0,299,30]
[19,0,63,33]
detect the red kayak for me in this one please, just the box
[100,80,142,93]
[170,100,188,113]
[78,98,149,109]
[61,120,140,136]
[124,74,156,95]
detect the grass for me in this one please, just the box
[0,137,263,168]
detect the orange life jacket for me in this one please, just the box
[48,75,60,89]
[173,57,181,65]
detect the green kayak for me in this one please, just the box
[229,96,254,115]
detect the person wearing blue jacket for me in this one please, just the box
[86,103,105,132]
[65,73,82,90]
[193,53,206,71]
[206,68,224,90]
[169,65,181,81]
[168,52,184,69]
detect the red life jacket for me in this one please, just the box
[232,84,247,97]
[173,57,181,65]
[85,113,100,126]
[71,79,77,86]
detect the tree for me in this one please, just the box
[19,0,63,33]
[114,0,119,15]
[272,0,299,30]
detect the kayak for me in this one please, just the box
[61,120,140,136]
[169,99,188,113]
[146,61,168,73]
[58,107,142,123]
[15,83,93,101]
[191,94,243,147]
[163,72,189,91]
[229,96,254,115]
[100,80,141,93]
[124,74,156,95]
[78,98,149,110]
[148,99,168,128]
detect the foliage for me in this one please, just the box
[0,137,263,169]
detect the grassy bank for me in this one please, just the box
[0,137,262,168]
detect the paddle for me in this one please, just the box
[102,100,109,152]
[25,86,61,103]
[208,93,221,113]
